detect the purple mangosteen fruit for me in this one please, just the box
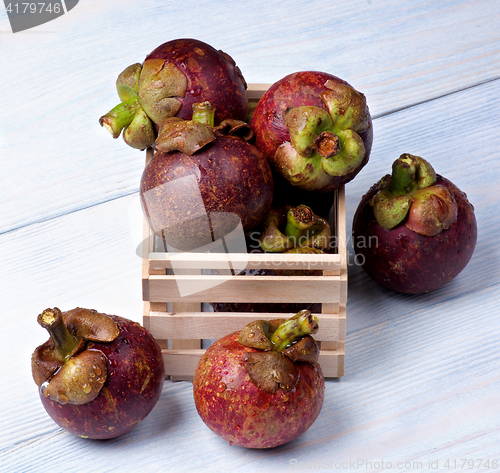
[193,310,325,448]
[140,102,273,251]
[352,154,477,294]
[251,71,373,193]
[31,307,165,439]
[99,38,248,149]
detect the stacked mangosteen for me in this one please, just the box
[100,37,476,295]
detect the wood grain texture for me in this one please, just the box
[145,309,346,342]
[2,0,500,471]
[146,274,344,303]
[148,251,343,272]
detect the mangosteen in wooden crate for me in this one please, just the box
[141,85,347,380]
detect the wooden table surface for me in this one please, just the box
[2,1,500,471]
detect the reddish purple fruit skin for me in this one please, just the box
[145,38,248,123]
[193,332,325,449]
[39,315,165,439]
[352,175,477,294]
[140,135,274,250]
[251,71,373,186]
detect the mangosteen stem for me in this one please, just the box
[38,308,79,362]
[389,153,437,196]
[270,310,319,351]
[99,96,141,139]
[283,205,330,250]
[259,208,294,253]
[284,205,316,242]
[192,101,215,127]
[314,131,341,158]
[371,153,439,230]
[389,155,418,196]
[260,205,330,252]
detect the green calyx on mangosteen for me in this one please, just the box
[275,81,369,190]
[369,153,457,236]
[33,307,118,405]
[153,101,253,156]
[239,312,321,395]
[259,204,330,253]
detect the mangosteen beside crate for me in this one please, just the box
[142,84,347,380]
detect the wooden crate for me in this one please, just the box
[142,84,347,380]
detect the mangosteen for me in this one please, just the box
[251,70,373,193]
[352,154,477,294]
[258,203,330,253]
[140,102,273,252]
[99,38,248,149]
[31,307,165,439]
[193,310,324,448]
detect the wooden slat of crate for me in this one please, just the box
[156,342,345,380]
[322,184,347,355]
[149,252,343,274]
[145,306,346,342]
[245,83,271,101]
[145,274,344,304]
